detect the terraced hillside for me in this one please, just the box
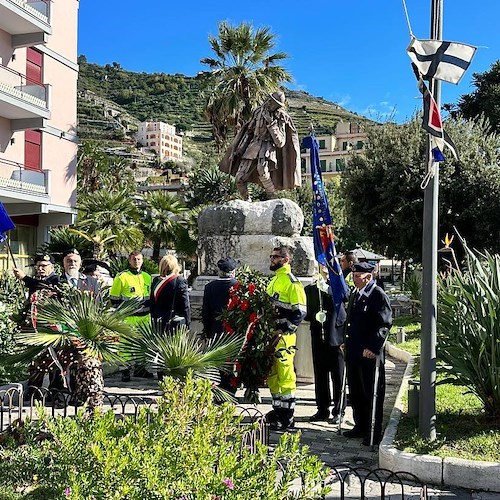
[77,57,371,147]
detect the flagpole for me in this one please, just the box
[419,0,442,441]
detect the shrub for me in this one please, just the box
[0,374,329,498]
[437,240,500,420]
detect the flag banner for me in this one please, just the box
[407,37,476,85]
[302,135,348,308]
[413,64,458,160]
[0,201,15,243]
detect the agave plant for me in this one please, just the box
[437,238,500,420]
[120,322,245,402]
[15,287,140,411]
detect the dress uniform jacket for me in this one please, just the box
[202,277,237,338]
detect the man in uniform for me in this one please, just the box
[60,249,100,294]
[340,251,358,289]
[266,246,307,430]
[344,261,392,446]
[202,257,238,339]
[305,266,347,423]
[13,254,59,296]
[110,250,151,381]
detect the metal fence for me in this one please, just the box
[316,465,428,499]
[0,385,268,452]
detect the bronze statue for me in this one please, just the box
[220,91,301,201]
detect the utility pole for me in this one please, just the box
[419,0,442,441]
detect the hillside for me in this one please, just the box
[77,57,371,148]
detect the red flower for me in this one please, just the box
[249,312,258,323]
[240,300,250,311]
[227,296,240,310]
[222,321,234,334]
[248,282,256,295]
[231,282,241,292]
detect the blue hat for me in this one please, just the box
[217,257,238,273]
[34,254,54,264]
[353,261,375,273]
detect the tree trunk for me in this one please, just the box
[75,354,104,412]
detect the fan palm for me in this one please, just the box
[201,21,292,149]
[120,322,245,402]
[141,192,188,261]
[15,288,140,411]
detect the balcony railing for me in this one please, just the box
[7,0,50,23]
[0,64,48,109]
[0,157,48,195]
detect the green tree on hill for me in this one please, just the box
[201,21,292,150]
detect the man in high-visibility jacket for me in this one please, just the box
[266,246,307,430]
[110,250,151,381]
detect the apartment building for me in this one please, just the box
[301,122,367,180]
[0,0,79,270]
[136,121,183,162]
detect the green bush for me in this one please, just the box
[0,273,28,384]
[0,374,329,499]
[437,240,500,419]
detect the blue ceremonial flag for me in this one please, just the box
[0,201,15,243]
[302,134,348,308]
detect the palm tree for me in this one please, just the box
[120,322,244,402]
[141,192,188,261]
[201,21,292,149]
[15,288,140,411]
[76,189,144,256]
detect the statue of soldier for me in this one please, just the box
[220,91,301,201]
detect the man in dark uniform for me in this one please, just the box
[202,257,238,392]
[344,261,392,446]
[202,257,238,339]
[305,267,347,423]
[13,254,59,295]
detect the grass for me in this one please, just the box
[390,316,500,462]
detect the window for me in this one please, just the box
[318,139,326,149]
[25,130,42,171]
[342,142,348,151]
[336,159,345,172]
[150,134,156,139]
[320,159,327,172]
[356,140,364,150]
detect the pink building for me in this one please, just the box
[0,0,79,270]
[137,121,183,162]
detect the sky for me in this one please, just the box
[78,0,500,124]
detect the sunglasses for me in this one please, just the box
[269,254,284,260]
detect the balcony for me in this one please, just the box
[0,0,51,45]
[0,157,49,199]
[0,64,50,128]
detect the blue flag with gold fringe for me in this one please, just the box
[302,134,348,308]
[0,201,15,243]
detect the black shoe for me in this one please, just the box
[343,427,366,438]
[309,411,330,422]
[121,369,131,382]
[270,419,295,432]
[330,412,343,425]
[266,410,279,424]
[362,435,381,446]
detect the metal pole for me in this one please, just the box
[419,0,442,441]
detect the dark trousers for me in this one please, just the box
[311,335,345,413]
[347,357,385,439]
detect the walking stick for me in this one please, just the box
[336,351,346,435]
[369,330,390,450]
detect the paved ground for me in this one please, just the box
[103,357,499,499]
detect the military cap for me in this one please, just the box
[62,248,80,258]
[217,257,238,273]
[34,254,55,264]
[352,261,375,273]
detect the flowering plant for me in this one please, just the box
[219,266,276,403]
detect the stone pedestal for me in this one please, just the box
[197,199,316,277]
[192,198,317,382]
